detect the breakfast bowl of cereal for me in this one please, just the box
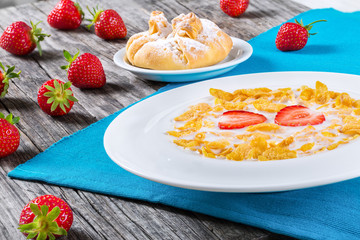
[104,71,360,192]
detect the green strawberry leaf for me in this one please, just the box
[64,100,70,108]
[45,85,55,91]
[51,101,59,112]
[30,203,42,216]
[5,113,13,124]
[0,62,5,72]
[6,65,15,74]
[43,92,53,97]
[18,222,37,232]
[59,103,66,113]
[37,231,48,240]
[12,116,20,124]
[63,81,72,89]
[7,72,20,79]
[67,95,78,102]
[46,207,60,222]
[27,232,38,239]
[47,97,55,104]
[48,232,56,240]
[63,50,72,62]
[51,227,67,236]
[73,50,80,60]
[41,205,49,216]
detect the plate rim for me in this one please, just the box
[113,37,253,75]
[104,71,360,192]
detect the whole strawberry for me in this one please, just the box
[0,21,50,56]
[87,6,127,39]
[0,113,20,158]
[18,195,73,240]
[275,19,326,51]
[0,62,21,98]
[61,50,106,88]
[47,0,84,30]
[220,0,249,17]
[38,79,78,116]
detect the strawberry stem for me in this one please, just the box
[60,49,80,71]
[294,19,327,37]
[86,5,103,29]
[30,21,51,56]
[0,62,21,98]
[0,112,20,125]
[43,80,78,113]
[304,19,327,28]
[18,203,67,240]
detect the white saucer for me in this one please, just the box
[113,37,253,82]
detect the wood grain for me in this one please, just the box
[0,0,308,239]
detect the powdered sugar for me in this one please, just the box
[144,39,184,64]
[198,19,223,42]
[128,12,230,68]
[149,12,172,37]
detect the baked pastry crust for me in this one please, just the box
[126,11,233,70]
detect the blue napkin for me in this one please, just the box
[9,9,360,239]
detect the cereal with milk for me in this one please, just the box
[167,81,360,161]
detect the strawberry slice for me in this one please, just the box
[218,110,267,129]
[275,105,325,126]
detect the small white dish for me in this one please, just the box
[113,37,253,82]
[104,72,360,192]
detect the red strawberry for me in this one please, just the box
[0,21,50,56]
[61,50,106,88]
[47,0,84,30]
[0,62,21,97]
[275,19,326,51]
[18,195,73,239]
[0,113,20,158]
[87,7,127,39]
[218,110,267,129]
[37,79,78,116]
[275,105,325,126]
[220,0,249,17]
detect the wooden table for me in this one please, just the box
[0,0,309,239]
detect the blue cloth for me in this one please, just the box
[9,9,360,240]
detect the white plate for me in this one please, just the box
[113,37,252,82]
[104,72,360,192]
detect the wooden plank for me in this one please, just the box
[0,0,308,239]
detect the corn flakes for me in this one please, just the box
[246,123,281,132]
[167,81,360,161]
[209,88,234,101]
[315,81,330,104]
[252,99,287,113]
